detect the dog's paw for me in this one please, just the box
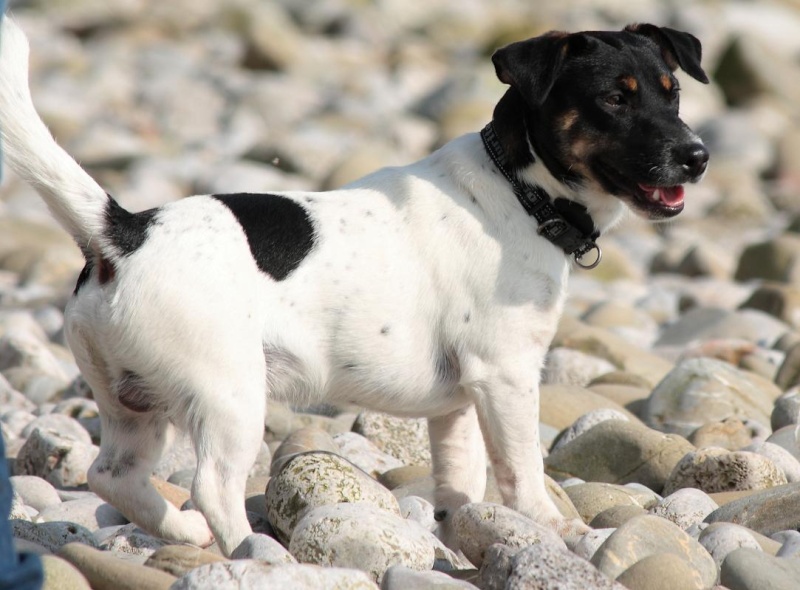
[175,509,215,548]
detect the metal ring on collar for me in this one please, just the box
[574,243,602,270]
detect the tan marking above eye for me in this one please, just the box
[619,75,638,92]
[559,109,579,131]
[660,74,674,92]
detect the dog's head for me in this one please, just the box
[492,24,709,220]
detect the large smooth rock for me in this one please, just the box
[451,502,565,568]
[663,447,787,495]
[590,515,716,588]
[551,409,630,452]
[289,503,436,583]
[698,522,762,569]
[545,420,695,493]
[265,451,400,544]
[230,533,295,564]
[704,482,800,535]
[643,358,781,437]
[170,560,378,590]
[734,234,800,284]
[58,542,176,590]
[351,411,431,466]
[41,554,91,590]
[506,542,624,589]
[36,497,128,531]
[721,547,800,590]
[380,565,478,590]
[10,474,61,511]
[270,427,339,476]
[21,414,92,445]
[15,428,99,488]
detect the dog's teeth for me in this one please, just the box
[648,189,661,203]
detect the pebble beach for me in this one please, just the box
[2,0,800,588]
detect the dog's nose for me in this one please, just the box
[679,143,709,179]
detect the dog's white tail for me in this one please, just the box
[0,16,108,255]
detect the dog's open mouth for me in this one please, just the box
[594,162,685,218]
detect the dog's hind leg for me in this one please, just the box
[429,404,487,549]
[88,411,214,547]
[187,360,266,557]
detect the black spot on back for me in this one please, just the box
[104,196,158,256]
[213,193,315,281]
[115,371,156,413]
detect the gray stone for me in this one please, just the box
[506,542,624,589]
[644,358,781,437]
[352,411,431,466]
[564,482,658,524]
[735,235,800,284]
[289,503,436,583]
[721,547,800,590]
[551,409,630,451]
[663,447,787,495]
[265,451,400,544]
[655,307,790,348]
[590,515,716,588]
[776,343,800,390]
[572,528,615,562]
[380,565,478,590]
[230,533,295,563]
[771,387,800,430]
[451,502,565,568]
[36,496,128,531]
[698,522,762,569]
[172,561,378,589]
[704,482,800,536]
[333,432,405,478]
[15,428,98,488]
[689,417,752,450]
[12,520,98,553]
[541,348,616,387]
[589,505,648,529]
[476,544,517,590]
[540,385,639,431]
[773,530,800,557]
[545,420,695,493]
[649,487,719,530]
[766,425,800,461]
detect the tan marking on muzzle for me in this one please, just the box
[619,75,638,92]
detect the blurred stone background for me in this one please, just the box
[0,0,799,310]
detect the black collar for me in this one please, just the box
[480,122,602,269]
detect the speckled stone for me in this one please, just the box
[649,487,719,530]
[506,542,624,589]
[265,451,400,544]
[289,503,436,583]
[171,561,378,589]
[351,411,431,466]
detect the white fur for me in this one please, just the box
[0,17,628,556]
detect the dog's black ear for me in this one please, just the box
[625,24,709,84]
[492,32,571,107]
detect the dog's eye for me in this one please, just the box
[604,93,625,107]
[670,86,681,103]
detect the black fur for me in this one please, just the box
[213,193,316,281]
[73,261,93,295]
[104,196,158,256]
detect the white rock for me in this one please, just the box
[772,530,800,557]
[99,523,169,559]
[451,502,566,568]
[742,441,800,482]
[170,560,378,590]
[36,496,128,531]
[542,348,617,387]
[380,565,478,589]
[1,409,36,437]
[289,502,436,583]
[10,475,61,511]
[649,487,719,530]
[398,495,436,532]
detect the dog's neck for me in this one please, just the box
[484,91,601,268]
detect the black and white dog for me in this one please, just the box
[0,17,708,556]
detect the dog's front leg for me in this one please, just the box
[474,364,590,542]
[429,404,487,548]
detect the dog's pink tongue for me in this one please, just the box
[640,184,685,206]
